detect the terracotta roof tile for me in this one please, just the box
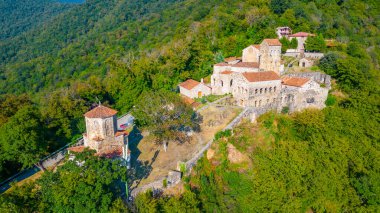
[214,62,230,67]
[68,146,86,153]
[289,32,315,37]
[179,79,200,90]
[84,105,118,118]
[242,71,280,82]
[182,96,195,105]
[96,147,123,158]
[115,130,129,137]
[252,44,261,50]
[282,77,310,87]
[232,62,259,68]
[263,39,282,46]
[220,71,234,75]
[224,57,238,62]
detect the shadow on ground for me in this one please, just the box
[127,126,159,191]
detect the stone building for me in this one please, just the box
[230,71,281,107]
[280,77,328,112]
[208,38,329,112]
[179,79,211,99]
[299,58,314,68]
[259,39,282,73]
[211,38,282,95]
[276,26,292,39]
[288,32,315,53]
[69,105,130,162]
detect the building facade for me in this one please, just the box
[179,79,211,99]
[70,105,130,162]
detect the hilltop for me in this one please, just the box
[0,0,379,212]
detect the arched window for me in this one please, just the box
[213,78,216,85]
[259,100,262,107]
[221,80,224,87]
[269,87,272,92]
[260,88,263,94]
[230,79,233,87]
[245,89,248,94]
[265,88,267,93]
[255,89,258,94]
[274,86,277,92]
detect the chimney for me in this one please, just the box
[201,78,204,83]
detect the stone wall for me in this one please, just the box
[304,52,324,59]
[284,72,331,89]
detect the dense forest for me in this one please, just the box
[0,0,379,211]
[0,0,75,40]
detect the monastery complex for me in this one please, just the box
[180,32,330,113]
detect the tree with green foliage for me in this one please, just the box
[0,106,47,170]
[133,90,199,152]
[305,34,326,52]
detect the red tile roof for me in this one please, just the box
[97,147,123,158]
[232,62,259,68]
[263,39,282,46]
[214,62,230,67]
[68,146,86,153]
[220,71,234,75]
[84,105,118,118]
[242,71,280,82]
[253,44,261,50]
[182,96,195,105]
[224,57,239,62]
[115,130,129,137]
[179,79,200,90]
[282,77,310,87]
[289,32,315,37]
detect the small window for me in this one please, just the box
[260,88,263,94]
[269,87,272,92]
[265,88,267,93]
[230,80,233,87]
[274,86,277,92]
[255,89,258,94]
[221,80,223,87]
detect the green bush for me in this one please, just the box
[214,129,232,140]
[325,94,336,106]
[163,179,168,188]
[281,107,289,114]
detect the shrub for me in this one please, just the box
[325,94,336,106]
[214,129,232,140]
[281,107,289,114]
[163,179,168,188]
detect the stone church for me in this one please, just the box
[210,38,329,112]
[68,105,130,163]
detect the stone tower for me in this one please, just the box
[82,105,130,162]
[259,39,282,74]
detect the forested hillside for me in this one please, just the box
[0,0,75,40]
[0,0,379,211]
